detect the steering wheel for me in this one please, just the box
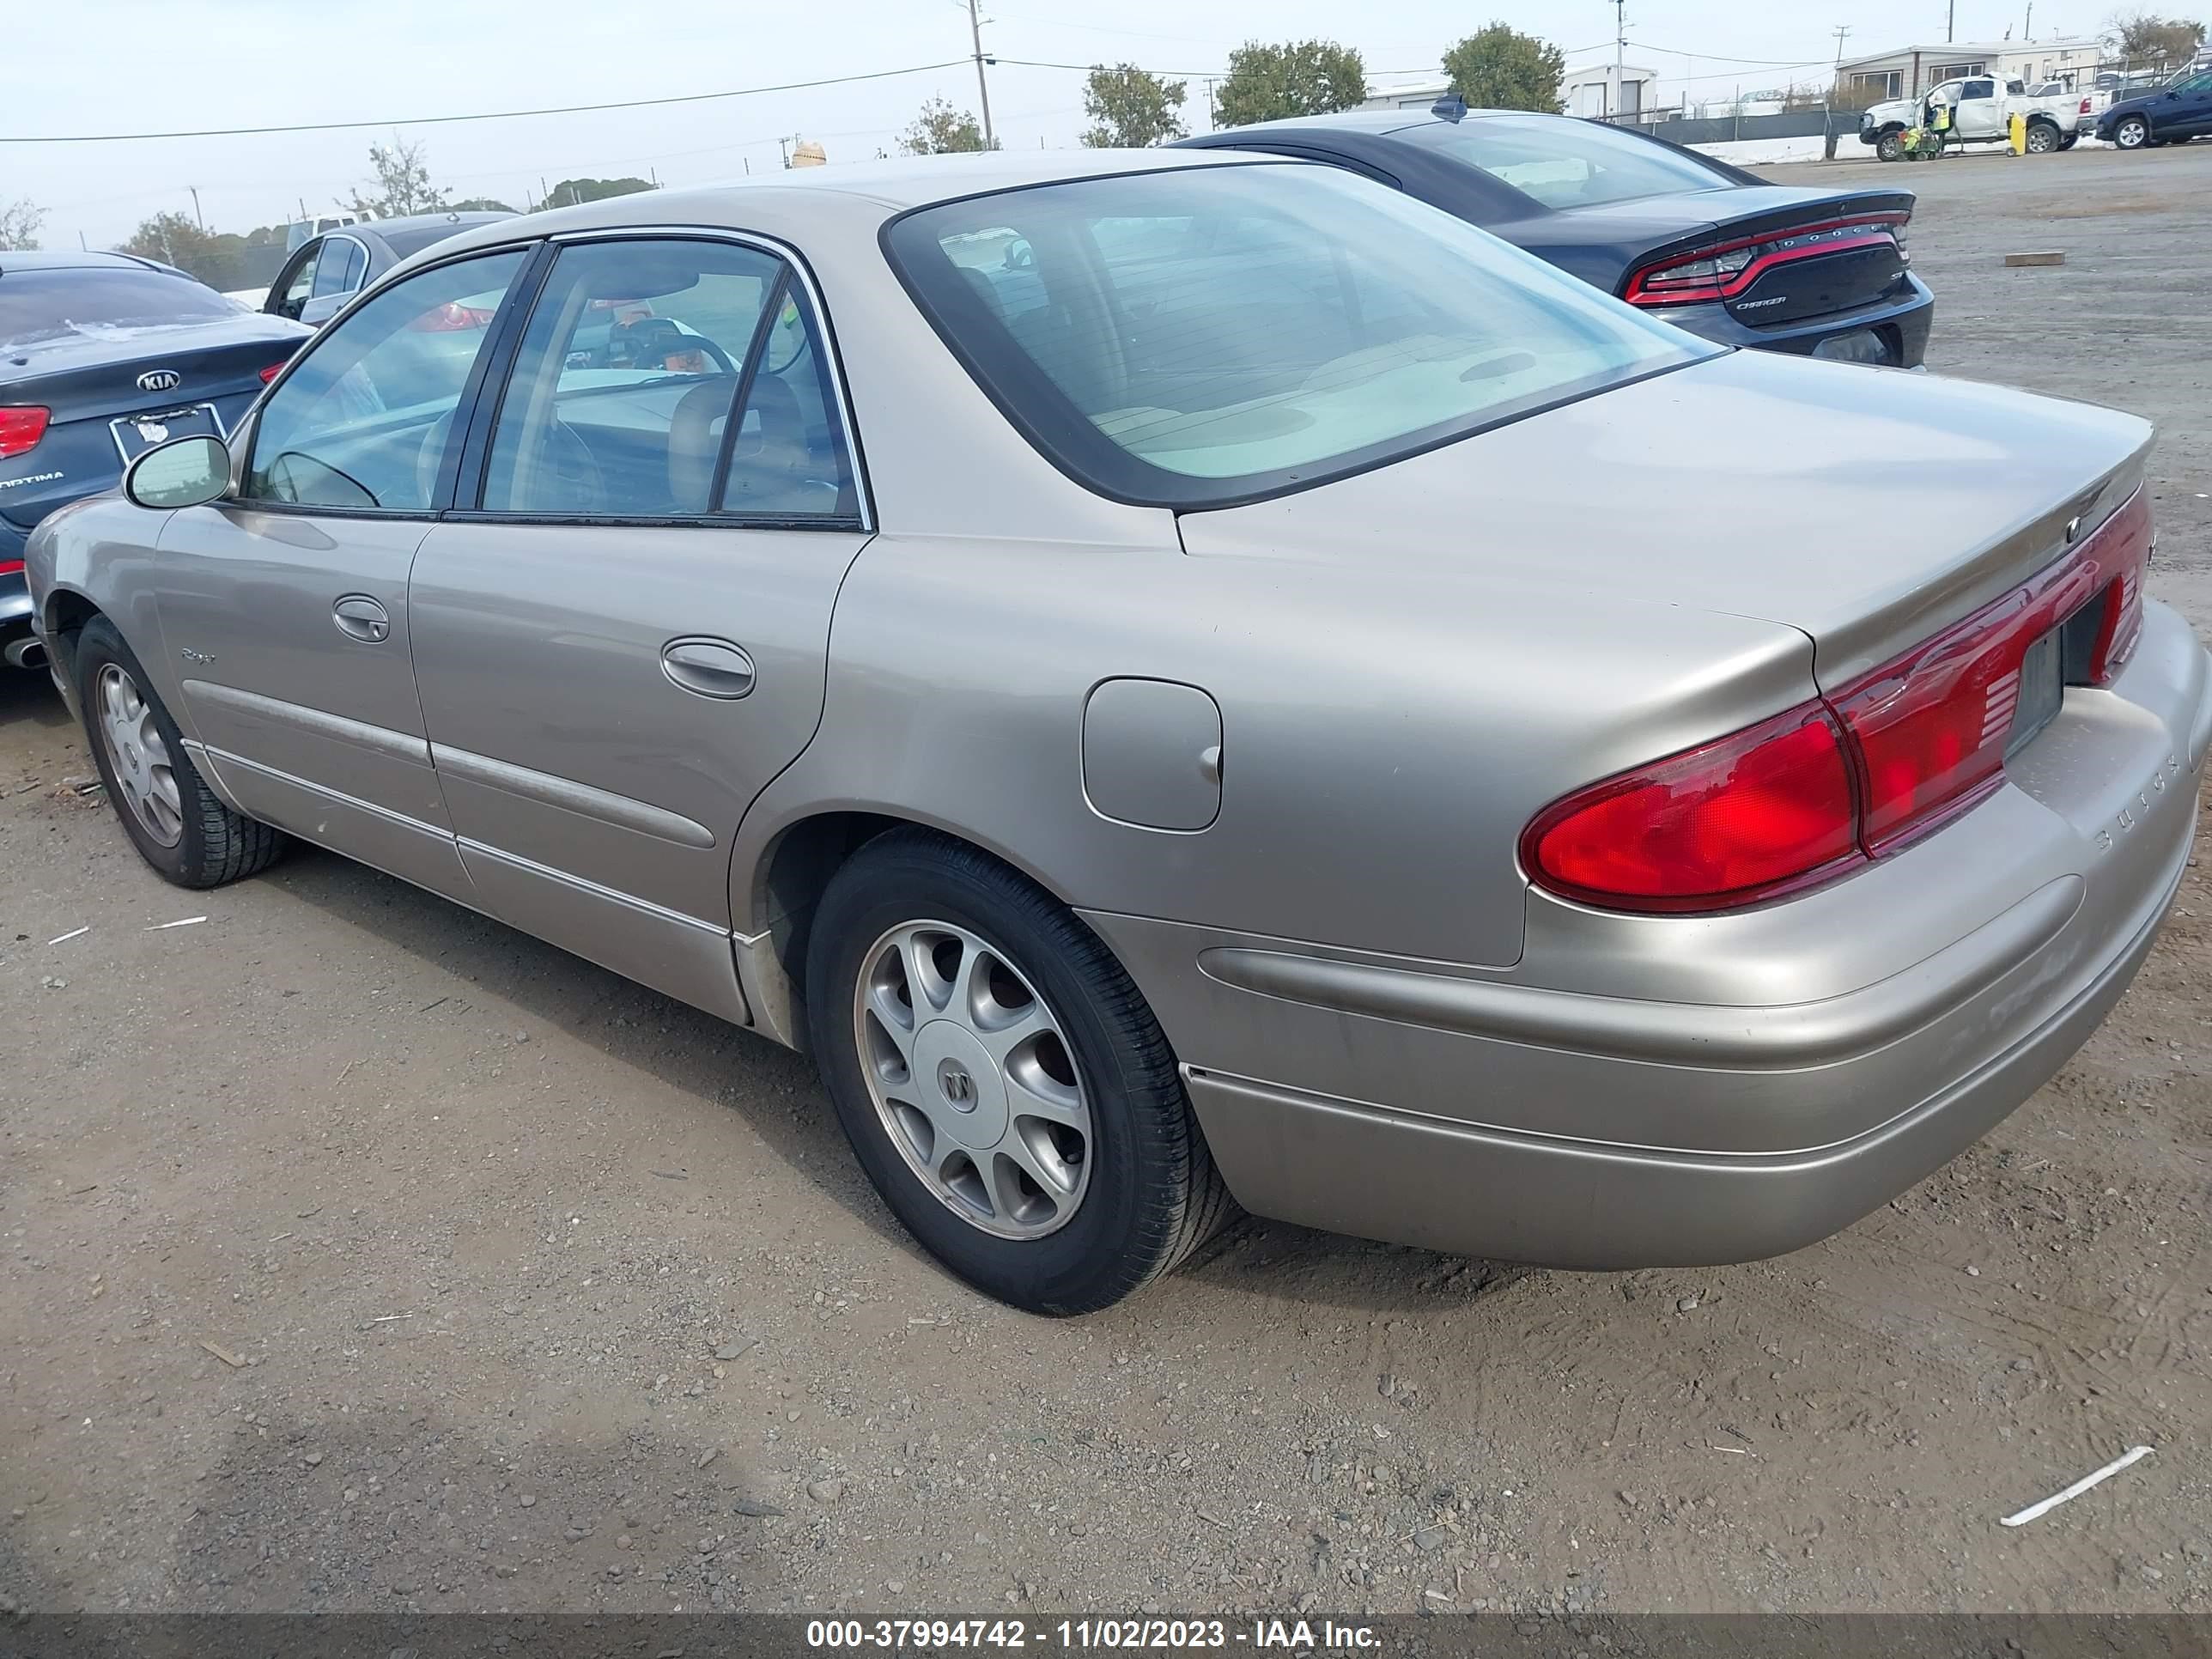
[603,316,735,374]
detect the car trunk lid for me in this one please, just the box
[1585,185,1917,328]
[4,311,306,431]
[1172,348,2152,691]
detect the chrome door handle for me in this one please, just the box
[332,593,391,643]
[660,636,756,700]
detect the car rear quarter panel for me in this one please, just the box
[733,530,1816,975]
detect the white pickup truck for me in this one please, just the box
[1859,75,2097,161]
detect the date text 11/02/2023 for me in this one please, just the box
[805,1620,1382,1650]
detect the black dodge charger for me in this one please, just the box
[1177,101,1935,369]
[2,250,310,666]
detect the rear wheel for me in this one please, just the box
[2057,131,2081,149]
[1876,129,1905,161]
[2113,114,2151,149]
[2025,120,2061,153]
[805,828,1233,1315]
[74,617,286,888]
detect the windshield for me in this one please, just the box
[885,162,1711,508]
[0,267,237,352]
[1395,114,1734,210]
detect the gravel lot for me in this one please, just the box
[3,143,2209,1620]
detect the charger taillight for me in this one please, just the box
[1624,213,1910,307]
[1525,489,2152,912]
[0,405,50,460]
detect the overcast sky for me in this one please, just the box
[10,0,2100,248]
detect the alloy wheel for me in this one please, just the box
[852,920,1094,1240]
[95,663,184,848]
[2115,118,2149,149]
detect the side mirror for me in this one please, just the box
[125,434,232,510]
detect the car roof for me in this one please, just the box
[0,247,177,275]
[1187,108,1540,141]
[363,210,515,236]
[428,147,1288,261]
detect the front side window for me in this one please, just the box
[479,237,857,521]
[272,246,318,319]
[1395,114,1731,210]
[886,162,1710,508]
[244,248,527,512]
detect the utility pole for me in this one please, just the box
[778,135,793,168]
[1825,26,1851,159]
[2024,2,2033,40]
[1948,1,1956,43]
[967,0,997,149]
[187,186,204,231]
[1613,0,1626,119]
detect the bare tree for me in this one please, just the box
[0,199,46,252]
[352,135,451,217]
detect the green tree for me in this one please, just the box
[2108,11,2208,64]
[116,212,267,289]
[352,135,450,217]
[0,199,44,252]
[1080,63,1189,146]
[544,177,653,209]
[1442,24,1566,113]
[901,96,989,154]
[1214,40,1368,127]
[450,196,519,213]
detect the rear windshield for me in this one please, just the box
[1395,115,1733,210]
[0,267,236,352]
[884,162,1711,507]
[381,223,483,259]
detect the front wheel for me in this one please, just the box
[2113,115,2151,149]
[2057,131,2080,149]
[2025,121,2061,154]
[74,617,286,888]
[1875,129,1905,161]
[805,828,1233,1315]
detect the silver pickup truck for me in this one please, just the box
[1860,74,2096,160]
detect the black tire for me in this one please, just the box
[2025,120,2060,153]
[805,827,1234,1315]
[2113,115,2151,149]
[74,616,286,888]
[2057,131,2080,149]
[1875,130,1905,162]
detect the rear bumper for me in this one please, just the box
[0,562,29,644]
[1645,273,1935,369]
[1179,817,2184,1267]
[1087,602,2211,1268]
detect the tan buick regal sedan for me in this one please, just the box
[24,150,2210,1313]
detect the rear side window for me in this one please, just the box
[885,163,1708,508]
[0,268,236,352]
[1394,115,1732,210]
[311,238,367,299]
[478,237,858,523]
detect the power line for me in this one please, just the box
[0,59,970,145]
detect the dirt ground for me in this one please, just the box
[3,143,2209,1620]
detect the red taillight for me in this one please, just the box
[2081,490,2151,684]
[0,558,24,577]
[258,362,289,384]
[0,405,50,460]
[1522,703,1862,912]
[1624,213,1910,307]
[1527,489,2153,911]
[409,301,497,332]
